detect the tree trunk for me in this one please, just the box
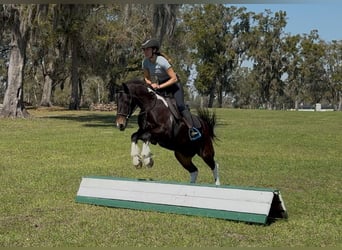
[123,4,132,25]
[217,82,223,108]
[208,87,215,108]
[40,61,53,107]
[108,76,116,102]
[153,4,177,44]
[295,99,299,111]
[69,34,80,110]
[0,21,29,118]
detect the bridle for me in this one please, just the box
[116,91,135,119]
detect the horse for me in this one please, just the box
[115,79,220,185]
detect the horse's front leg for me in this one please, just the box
[139,131,153,168]
[141,141,154,168]
[131,132,142,168]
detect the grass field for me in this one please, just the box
[0,108,341,247]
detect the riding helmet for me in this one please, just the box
[141,39,160,50]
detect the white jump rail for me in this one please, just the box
[75,176,288,224]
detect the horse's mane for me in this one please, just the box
[122,79,150,95]
[126,79,146,86]
[124,79,154,94]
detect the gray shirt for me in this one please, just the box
[142,56,171,83]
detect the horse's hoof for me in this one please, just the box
[133,156,142,169]
[134,162,143,169]
[143,157,154,168]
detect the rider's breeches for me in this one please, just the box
[173,82,186,112]
[160,82,187,112]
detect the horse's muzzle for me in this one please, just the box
[117,123,126,131]
[116,116,127,131]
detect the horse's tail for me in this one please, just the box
[197,108,217,140]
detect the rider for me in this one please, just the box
[141,39,201,141]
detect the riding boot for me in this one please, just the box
[181,109,202,141]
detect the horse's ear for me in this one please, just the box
[122,83,129,94]
[115,84,123,93]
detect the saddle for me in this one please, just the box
[164,97,201,129]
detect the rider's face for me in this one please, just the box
[142,47,153,58]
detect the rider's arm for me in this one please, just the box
[143,69,153,86]
[157,67,178,89]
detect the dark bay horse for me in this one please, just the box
[115,79,220,185]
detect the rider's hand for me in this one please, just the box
[151,83,160,90]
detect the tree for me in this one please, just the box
[152,4,178,45]
[51,4,94,110]
[0,5,38,118]
[324,40,342,111]
[248,9,287,109]
[184,4,251,107]
[283,34,303,110]
[0,12,10,104]
[300,30,328,104]
[80,4,154,102]
[230,67,259,108]
[25,4,68,107]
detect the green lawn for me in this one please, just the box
[0,108,341,247]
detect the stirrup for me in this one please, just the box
[189,127,201,141]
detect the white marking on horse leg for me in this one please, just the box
[212,162,220,186]
[131,142,142,168]
[141,142,151,157]
[141,142,154,168]
[131,142,140,156]
[190,171,198,183]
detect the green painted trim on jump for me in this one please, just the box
[75,195,268,224]
[83,175,280,193]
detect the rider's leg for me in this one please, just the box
[181,109,202,141]
[173,83,201,141]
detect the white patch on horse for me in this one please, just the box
[141,142,154,167]
[147,88,168,107]
[190,171,198,183]
[213,163,220,186]
[131,142,142,168]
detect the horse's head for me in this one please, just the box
[116,79,157,130]
[115,83,136,131]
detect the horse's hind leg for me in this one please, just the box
[200,143,220,185]
[212,162,220,186]
[174,151,198,183]
[203,157,220,186]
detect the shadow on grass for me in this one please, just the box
[44,113,139,129]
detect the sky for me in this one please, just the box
[231,1,341,42]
